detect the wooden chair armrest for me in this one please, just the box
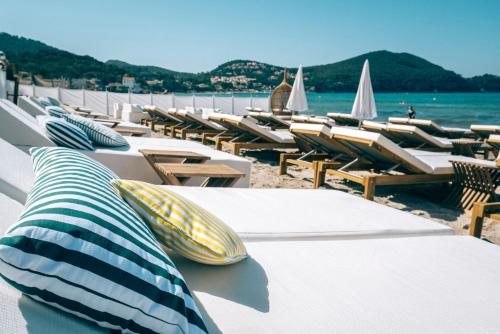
[470,202,500,238]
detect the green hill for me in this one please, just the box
[1,32,499,92]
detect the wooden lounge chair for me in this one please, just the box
[291,115,335,127]
[247,111,291,129]
[314,126,495,200]
[206,114,297,155]
[446,159,500,211]
[471,125,500,139]
[279,123,355,176]
[388,117,471,139]
[170,110,226,140]
[487,134,500,155]
[326,112,360,126]
[143,105,182,133]
[469,202,500,238]
[363,121,482,156]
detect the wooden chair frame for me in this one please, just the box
[212,117,297,155]
[469,202,500,238]
[314,136,454,200]
[278,128,353,175]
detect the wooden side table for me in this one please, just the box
[155,163,244,187]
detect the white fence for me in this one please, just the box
[10,82,270,116]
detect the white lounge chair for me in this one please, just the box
[315,126,497,199]
[326,112,360,126]
[171,110,226,140]
[291,115,335,127]
[279,123,355,175]
[487,134,500,154]
[471,124,500,139]
[0,99,251,187]
[206,114,297,155]
[247,111,291,129]
[389,117,471,139]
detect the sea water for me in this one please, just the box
[303,93,500,128]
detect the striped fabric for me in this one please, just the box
[63,114,128,147]
[45,106,67,118]
[41,117,94,150]
[112,180,247,265]
[0,147,207,334]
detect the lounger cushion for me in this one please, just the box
[112,180,247,265]
[174,236,500,333]
[164,187,452,239]
[63,114,128,147]
[0,147,207,334]
[45,106,66,118]
[40,117,94,150]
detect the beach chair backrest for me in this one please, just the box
[290,123,354,155]
[329,126,432,173]
[471,124,500,139]
[386,123,452,149]
[248,111,290,128]
[0,99,55,147]
[183,112,224,130]
[388,117,445,136]
[327,113,360,126]
[487,134,500,152]
[217,115,287,143]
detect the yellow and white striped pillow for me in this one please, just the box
[111,180,247,265]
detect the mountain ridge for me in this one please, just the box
[1,32,499,92]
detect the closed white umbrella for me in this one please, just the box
[351,59,377,124]
[286,65,308,114]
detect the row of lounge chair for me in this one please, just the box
[142,107,498,204]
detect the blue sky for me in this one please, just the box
[1,0,499,76]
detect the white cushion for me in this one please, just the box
[164,186,451,239]
[174,235,500,334]
[406,149,497,174]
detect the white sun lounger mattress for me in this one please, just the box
[174,235,500,334]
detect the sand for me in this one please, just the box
[151,129,500,244]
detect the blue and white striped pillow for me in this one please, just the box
[0,147,207,334]
[41,117,94,150]
[45,106,67,118]
[63,114,128,147]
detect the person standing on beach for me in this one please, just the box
[407,105,416,119]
